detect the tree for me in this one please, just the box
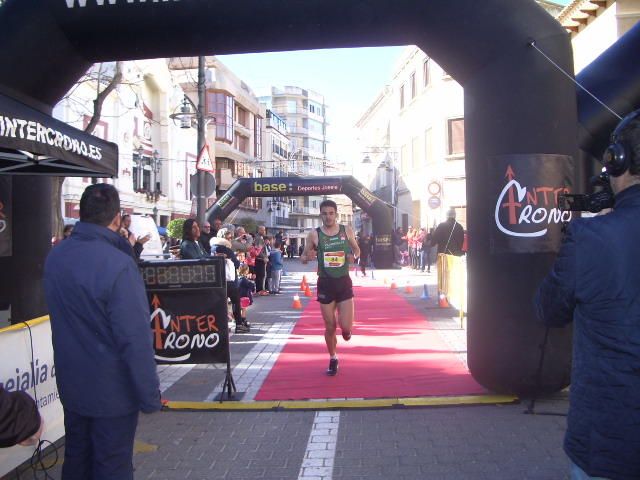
[51,62,123,240]
[236,217,260,234]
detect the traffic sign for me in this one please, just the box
[196,143,215,172]
[428,195,441,209]
[190,172,216,198]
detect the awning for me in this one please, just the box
[0,92,118,177]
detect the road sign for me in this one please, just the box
[190,172,216,198]
[428,195,441,209]
[196,143,215,172]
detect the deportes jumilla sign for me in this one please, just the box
[491,154,574,254]
[0,92,117,177]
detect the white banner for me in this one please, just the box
[0,317,65,477]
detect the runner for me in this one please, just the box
[301,199,360,376]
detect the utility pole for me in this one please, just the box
[196,56,206,226]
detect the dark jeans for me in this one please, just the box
[62,408,138,480]
[255,258,267,292]
[227,280,242,322]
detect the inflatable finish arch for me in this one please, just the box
[210,176,394,267]
[0,0,583,393]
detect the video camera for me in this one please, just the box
[558,171,614,213]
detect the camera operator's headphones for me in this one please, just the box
[602,109,640,177]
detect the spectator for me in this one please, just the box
[43,184,161,479]
[63,224,74,239]
[269,240,284,294]
[179,219,207,260]
[430,209,465,256]
[211,228,249,333]
[253,226,269,295]
[0,387,43,448]
[199,221,213,255]
[357,233,372,276]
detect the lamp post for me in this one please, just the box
[169,56,213,226]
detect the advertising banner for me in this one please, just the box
[0,92,118,177]
[0,318,65,477]
[0,176,11,257]
[491,154,575,254]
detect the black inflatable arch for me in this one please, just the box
[0,0,583,393]
[211,176,394,267]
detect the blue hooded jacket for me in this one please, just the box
[44,222,161,417]
[535,184,640,479]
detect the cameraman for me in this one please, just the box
[534,109,640,480]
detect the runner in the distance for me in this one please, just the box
[301,199,360,376]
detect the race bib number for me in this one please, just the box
[323,251,345,268]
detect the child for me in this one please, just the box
[268,241,284,294]
[237,265,256,306]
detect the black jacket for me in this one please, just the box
[431,219,464,256]
[535,184,640,479]
[0,387,40,448]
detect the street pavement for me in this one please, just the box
[4,258,571,480]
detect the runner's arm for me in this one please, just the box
[300,230,318,264]
[345,225,360,263]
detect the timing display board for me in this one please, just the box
[140,258,229,365]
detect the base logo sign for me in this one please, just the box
[491,154,574,254]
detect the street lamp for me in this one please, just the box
[169,56,216,226]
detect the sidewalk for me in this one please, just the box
[4,260,570,480]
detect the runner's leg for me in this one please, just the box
[320,302,338,356]
[336,297,354,338]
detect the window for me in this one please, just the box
[237,107,248,127]
[254,116,263,159]
[425,128,433,165]
[236,135,249,154]
[423,58,430,87]
[399,84,405,109]
[206,91,234,143]
[410,72,416,99]
[287,100,297,113]
[447,118,465,156]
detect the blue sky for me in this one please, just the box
[217,0,572,168]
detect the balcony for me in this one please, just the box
[274,216,298,227]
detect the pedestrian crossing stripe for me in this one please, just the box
[196,143,215,172]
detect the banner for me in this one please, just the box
[0,176,11,257]
[491,154,575,254]
[0,317,65,477]
[0,92,118,177]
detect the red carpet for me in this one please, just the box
[255,284,485,400]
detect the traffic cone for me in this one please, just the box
[383,277,388,285]
[291,295,302,309]
[302,275,308,283]
[300,278,307,291]
[304,286,313,297]
[404,282,413,294]
[420,284,430,300]
[438,292,450,308]
[390,280,397,290]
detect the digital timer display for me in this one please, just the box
[139,259,224,290]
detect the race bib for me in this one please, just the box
[323,251,345,268]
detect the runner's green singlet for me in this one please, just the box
[316,225,350,278]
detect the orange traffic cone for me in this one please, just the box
[291,295,303,309]
[404,282,413,294]
[300,278,307,291]
[438,292,450,308]
[304,286,313,297]
[390,280,397,290]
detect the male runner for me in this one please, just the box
[301,199,360,375]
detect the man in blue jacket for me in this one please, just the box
[44,184,161,480]
[535,109,640,480]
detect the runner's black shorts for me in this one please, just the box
[316,275,353,304]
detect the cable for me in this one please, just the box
[20,322,60,479]
[528,39,622,120]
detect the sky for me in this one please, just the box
[217,47,406,169]
[217,0,573,170]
